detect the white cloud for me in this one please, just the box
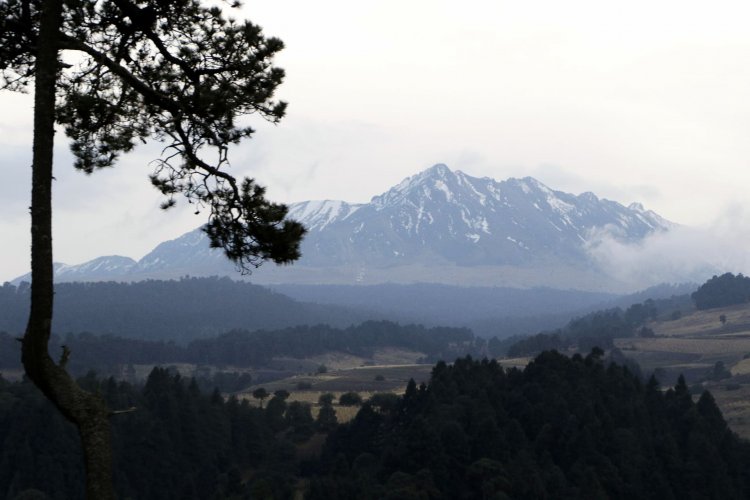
[586,204,750,291]
[4,0,750,281]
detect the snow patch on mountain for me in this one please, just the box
[287,200,363,231]
[14,163,675,288]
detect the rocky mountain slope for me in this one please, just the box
[13,164,672,290]
[287,163,669,267]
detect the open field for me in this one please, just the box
[612,303,750,439]
[244,363,432,393]
[498,357,532,369]
[653,303,750,338]
[0,369,24,381]
[238,362,434,423]
[620,337,750,356]
[702,379,750,438]
[114,307,750,440]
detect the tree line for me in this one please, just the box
[504,289,697,358]
[0,278,366,341]
[0,367,313,499]
[0,321,482,378]
[691,273,750,310]
[505,299,658,357]
[5,351,749,499]
[308,351,750,499]
[505,272,750,358]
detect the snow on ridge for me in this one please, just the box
[433,180,454,202]
[625,202,673,229]
[372,164,455,207]
[288,200,363,230]
[391,175,419,196]
[456,171,488,206]
[53,255,136,277]
[485,182,503,201]
[546,194,575,215]
[68,256,133,269]
[523,177,553,195]
[178,228,208,246]
[507,177,541,195]
[628,202,645,212]
[578,192,599,202]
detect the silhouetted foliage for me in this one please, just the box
[0,277,364,341]
[2,0,306,492]
[692,273,750,310]
[0,320,483,378]
[6,352,750,498]
[183,320,479,369]
[707,361,732,382]
[0,369,300,499]
[507,332,564,357]
[252,387,269,408]
[506,296,672,357]
[311,352,750,499]
[338,392,363,407]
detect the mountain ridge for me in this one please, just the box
[11,164,672,290]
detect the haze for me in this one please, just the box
[2,0,750,283]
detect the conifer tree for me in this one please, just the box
[0,0,305,497]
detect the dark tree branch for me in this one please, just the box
[4,1,304,495]
[58,33,180,114]
[23,1,115,498]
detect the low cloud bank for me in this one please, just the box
[586,204,750,291]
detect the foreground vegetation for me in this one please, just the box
[0,321,481,382]
[3,351,750,499]
[6,273,750,497]
[0,368,302,499]
[310,352,750,499]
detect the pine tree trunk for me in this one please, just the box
[22,1,115,498]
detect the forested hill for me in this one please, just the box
[0,278,628,341]
[311,352,750,499]
[504,289,694,357]
[0,368,303,499]
[271,283,617,337]
[692,272,750,310]
[0,322,481,377]
[0,277,368,341]
[4,351,749,499]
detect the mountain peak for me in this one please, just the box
[287,200,363,231]
[371,163,459,207]
[402,163,455,185]
[506,176,553,195]
[16,164,675,288]
[424,163,452,176]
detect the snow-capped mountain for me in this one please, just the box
[12,231,234,284]
[287,164,670,267]
[12,164,673,289]
[49,256,137,281]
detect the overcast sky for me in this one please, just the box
[3,0,750,284]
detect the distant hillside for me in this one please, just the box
[0,321,483,378]
[288,164,670,270]
[313,352,750,499]
[0,277,367,341]
[691,272,750,310]
[3,278,698,345]
[503,285,696,357]
[0,279,624,341]
[271,283,618,338]
[11,164,673,290]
